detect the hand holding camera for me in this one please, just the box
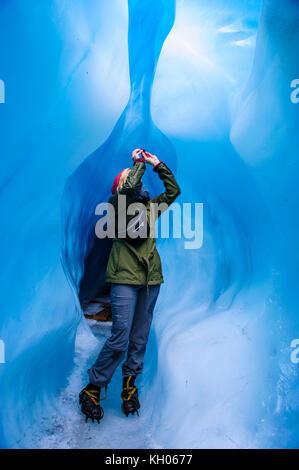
[131,148,144,161]
[141,150,160,167]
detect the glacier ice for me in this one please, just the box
[0,0,299,449]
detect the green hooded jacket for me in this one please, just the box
[106,159,181,287]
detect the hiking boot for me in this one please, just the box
[79,383,106,423]
[121,375,140,417]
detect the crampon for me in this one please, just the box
[121,375,140,417]
[79,384,107,423]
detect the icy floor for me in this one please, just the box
[31,320,155,449]
[21,293,274,449]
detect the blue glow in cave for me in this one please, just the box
[0,0,299,448]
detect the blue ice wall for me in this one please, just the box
[0,0,130,447]
[1,0,299,448]
[62,0,176,303]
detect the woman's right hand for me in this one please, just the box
[132,148,144,161]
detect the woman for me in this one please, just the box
[79,148,181,423]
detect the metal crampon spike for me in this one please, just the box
[79,386,104,424]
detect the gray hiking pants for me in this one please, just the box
[88,283,160,387]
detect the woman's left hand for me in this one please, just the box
[142,151,160,167]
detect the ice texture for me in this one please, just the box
[0,0,299,449]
